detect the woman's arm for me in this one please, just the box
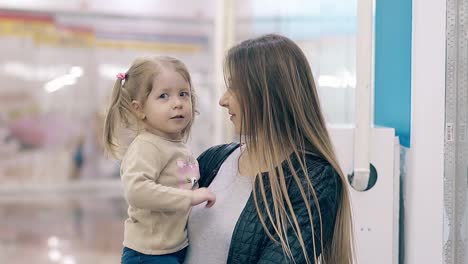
[256,165,340,264]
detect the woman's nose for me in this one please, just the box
[219,91,228,107]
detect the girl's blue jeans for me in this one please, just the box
[121,246,187,264]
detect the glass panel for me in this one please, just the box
[235,0,357,124]
[0,6,216,263]
[0,9,215,188]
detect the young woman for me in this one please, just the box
[186,34,355,264]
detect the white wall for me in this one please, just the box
[405,0,446,263]
[330,127,399,264]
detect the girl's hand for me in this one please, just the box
[191,187,216,208]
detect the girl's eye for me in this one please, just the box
[180,91,190,97]
[159,93,169,99]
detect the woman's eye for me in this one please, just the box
[159,93,169,99]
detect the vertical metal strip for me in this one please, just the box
[455,0,468,261]
[445,0,468,262]
[445,0,458,262]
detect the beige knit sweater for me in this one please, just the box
[120,131,199,255]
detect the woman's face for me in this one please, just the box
[219,88,242,134]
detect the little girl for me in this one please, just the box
[103,56,216,264]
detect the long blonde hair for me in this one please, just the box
[225,34,355,263]
[103,56,196,158]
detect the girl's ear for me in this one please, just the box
[131,100,146,120]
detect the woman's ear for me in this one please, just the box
[131,100,146,120]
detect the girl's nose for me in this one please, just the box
[173,97,183,109]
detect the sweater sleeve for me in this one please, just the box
[121,140,192,212]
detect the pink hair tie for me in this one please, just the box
[116,73,127,80]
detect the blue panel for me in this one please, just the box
[374,0,412,147]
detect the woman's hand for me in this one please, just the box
[191,187,216,208]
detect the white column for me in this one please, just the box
[405,0,446,263]
[352,0,373,191]
[214,0,235,144]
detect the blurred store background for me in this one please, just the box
[0,0,357,263]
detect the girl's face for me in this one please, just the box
[133,69,192,140]
[219,87,242,135]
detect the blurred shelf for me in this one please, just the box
[0,179,123,201]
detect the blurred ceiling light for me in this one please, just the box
[2,61,69,81]
[47,236,60,248]
[318,70,356,89]
[44,66,83,93]
[48,249,62,262]
[62,256,76,264]
[70,66,83,77]
[99,64,128,80]
[44,75,77,93]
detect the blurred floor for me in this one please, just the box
[0,196,127,264]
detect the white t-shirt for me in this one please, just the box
[185,148,252,264]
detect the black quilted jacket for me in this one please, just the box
[197,143,342,264]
